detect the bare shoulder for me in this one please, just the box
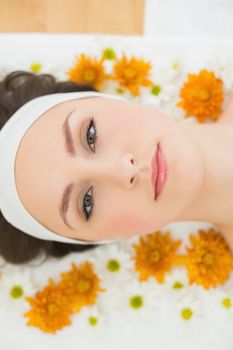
[217,91,233,125]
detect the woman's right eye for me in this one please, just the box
[85,117,97,153]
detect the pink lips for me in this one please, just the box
[151,143,168,200]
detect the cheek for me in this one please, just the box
[105,209,152,237]
[110,213,137,232]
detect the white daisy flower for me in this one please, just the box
[149,57,184,80]
[87,242,134,286]
[0,265,37,315]
[108,277,164,328]
[170,292,202,335]
[73,302,109,339]
[163,267,190,300]
[206,53,233,91]
[142,82,177,109]
[203,287,233,330]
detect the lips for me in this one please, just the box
[151,142,167,200]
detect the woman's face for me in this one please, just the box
[14,96,203,242]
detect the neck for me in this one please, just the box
[174,121,233,230]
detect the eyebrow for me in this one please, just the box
[63,109,77,157]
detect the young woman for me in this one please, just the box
[1,70,233,265]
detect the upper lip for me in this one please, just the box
[151,143,159,198]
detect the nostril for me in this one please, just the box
[130,177,134,184]
[131,158,135,165]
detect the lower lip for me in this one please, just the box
[152,143,168,200]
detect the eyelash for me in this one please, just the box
[81,117,97,221]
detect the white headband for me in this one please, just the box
[0,90,127,245]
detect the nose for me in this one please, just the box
[78,153,146,189]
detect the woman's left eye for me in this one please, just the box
[85,117,97,153]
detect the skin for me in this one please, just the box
[14,93,233,251]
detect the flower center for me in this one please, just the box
[48,302,59,315]
[89,316,98,326]
[129,295,143,309]
[77,278,91,293]
[222,297,231,308]
[173,281,183,289]
[10,285,24,299]
[84,70,96,81]
[197,89,210,101]
[203,251,215,266]
[103,48,115,60]
[151,84,161,96]
[107,259,121,272]
[124,67,136,79]
[150,250,162,263]
[181,307,193,320]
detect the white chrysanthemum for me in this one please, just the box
[170,291,202,335]
[74,302,109,339]
[4,50,68,81]
[88,243,133,275]
[163,267,189,300]
[206,53,233,91]
[0,266,37,315]
[142,83,177,108]
[202,287,233,329]
[87,242,134,286]
[107,277,164,327]
[151,58,185,82]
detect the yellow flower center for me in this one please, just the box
[48,302,59,315]
[77,278,91,293]
[172,62,180,69]
[30,63,42,72]
[89,316,98,326]
[202,251,215,266]
[222,297,231,308]
[124,67,136,79]
[173,281,183,289]
[84,69,96,81]
[150,249,162,263]
[197,89,210,101]
[11,285,24,299]
[181,307,193,320]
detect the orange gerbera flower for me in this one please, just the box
[110,53,153,96]
[24,278,73,334]
[57,261,106,312]
[66,53,110,90]
[177,69,224,123]
[132,231,182,283]
[182,228,233,289]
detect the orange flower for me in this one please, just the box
[24,278,73,334]
[57,261,106,312]
[182,228,233,289]
[66,53,110,90]
[177,69,224,123]
[132,231,182,283]
[110,53,153,96]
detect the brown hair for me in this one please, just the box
[0,70,100,266]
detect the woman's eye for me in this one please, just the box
[82,186,95,221]
[85,117,97,152]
